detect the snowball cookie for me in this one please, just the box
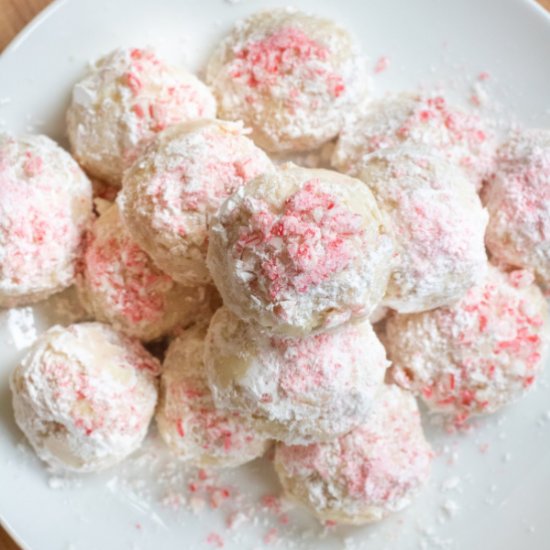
[208,163,394,336]
[156,324,269,467]
[10,323,159,473]
[387,266,550,424]
[206,8,368,153]
[332,92,496,189]
[483,129,550,290]
[274,384,433,524]
[77,202,215,342]
[67,47,216,186]
[358,148,488,313]
[0,134,92,308]
[204,307,389,444]
[119,119,273,285]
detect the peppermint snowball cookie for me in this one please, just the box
[10,323,159,473]
[67,47,216,186]
[483,129,550,289]
[204,307,389,444]
[359,148,488,313]
[0,134,92,308]
[77,202,215,342]
[206,9,368,153]
[332,92,495,189]
[387,266,550,424]
[274,385,433,524]
[156,324,269,467]
[119,120,273,285]
[208,164,394,336]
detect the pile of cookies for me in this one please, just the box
[2,8,549,525]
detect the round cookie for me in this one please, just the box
[204,307,389,444]
[206,8,368,153]
[10,322,159,473]
[483,129,550,290]
[207,163,394,336]
[274,384,433,524]
[119,119,273,285]
[77,202,216,342]
[358,148,488,313]
[332,92,495,189]
[0,134,92,308]
[156,324,270,467]
[67,47,216,186]
[386,266,550,424]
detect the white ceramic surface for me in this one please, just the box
[1,0,550,549]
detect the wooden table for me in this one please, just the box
[0,0,549,548]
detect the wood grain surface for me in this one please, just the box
[0,0,549,549]
[0,0,51,51]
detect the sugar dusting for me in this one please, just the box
[483,129,550,290]
[208,164,394,335]
[4,307,37,350]
[206,9,369,152]
[118,120,273,286]
[0,135,92,307]
[10,388,549,550]
[11,323,160,473]
[387,266,550,426]
[66,47,217,185]
[31,390,538,550]
[205,308,388,444]
[156,324,269,466]
[96,430,322,548]
[274,386,433,524]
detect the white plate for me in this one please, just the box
[1,0,550,548]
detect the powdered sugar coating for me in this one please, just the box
[10,322,159,473]
[156,324,270,467]
[67,47,216,186]
[332,92,496,189]
[119,120,273,285]
[207,163,394,336]
[77,203,216,342]
[358,148,488,313]
[274,384,432,524]
[204,307,389,444]
[206,8,368,153]
[483,129,550,290]
[386,266,550,424]
[0,134,92,308]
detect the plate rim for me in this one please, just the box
[0,0,67,60]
